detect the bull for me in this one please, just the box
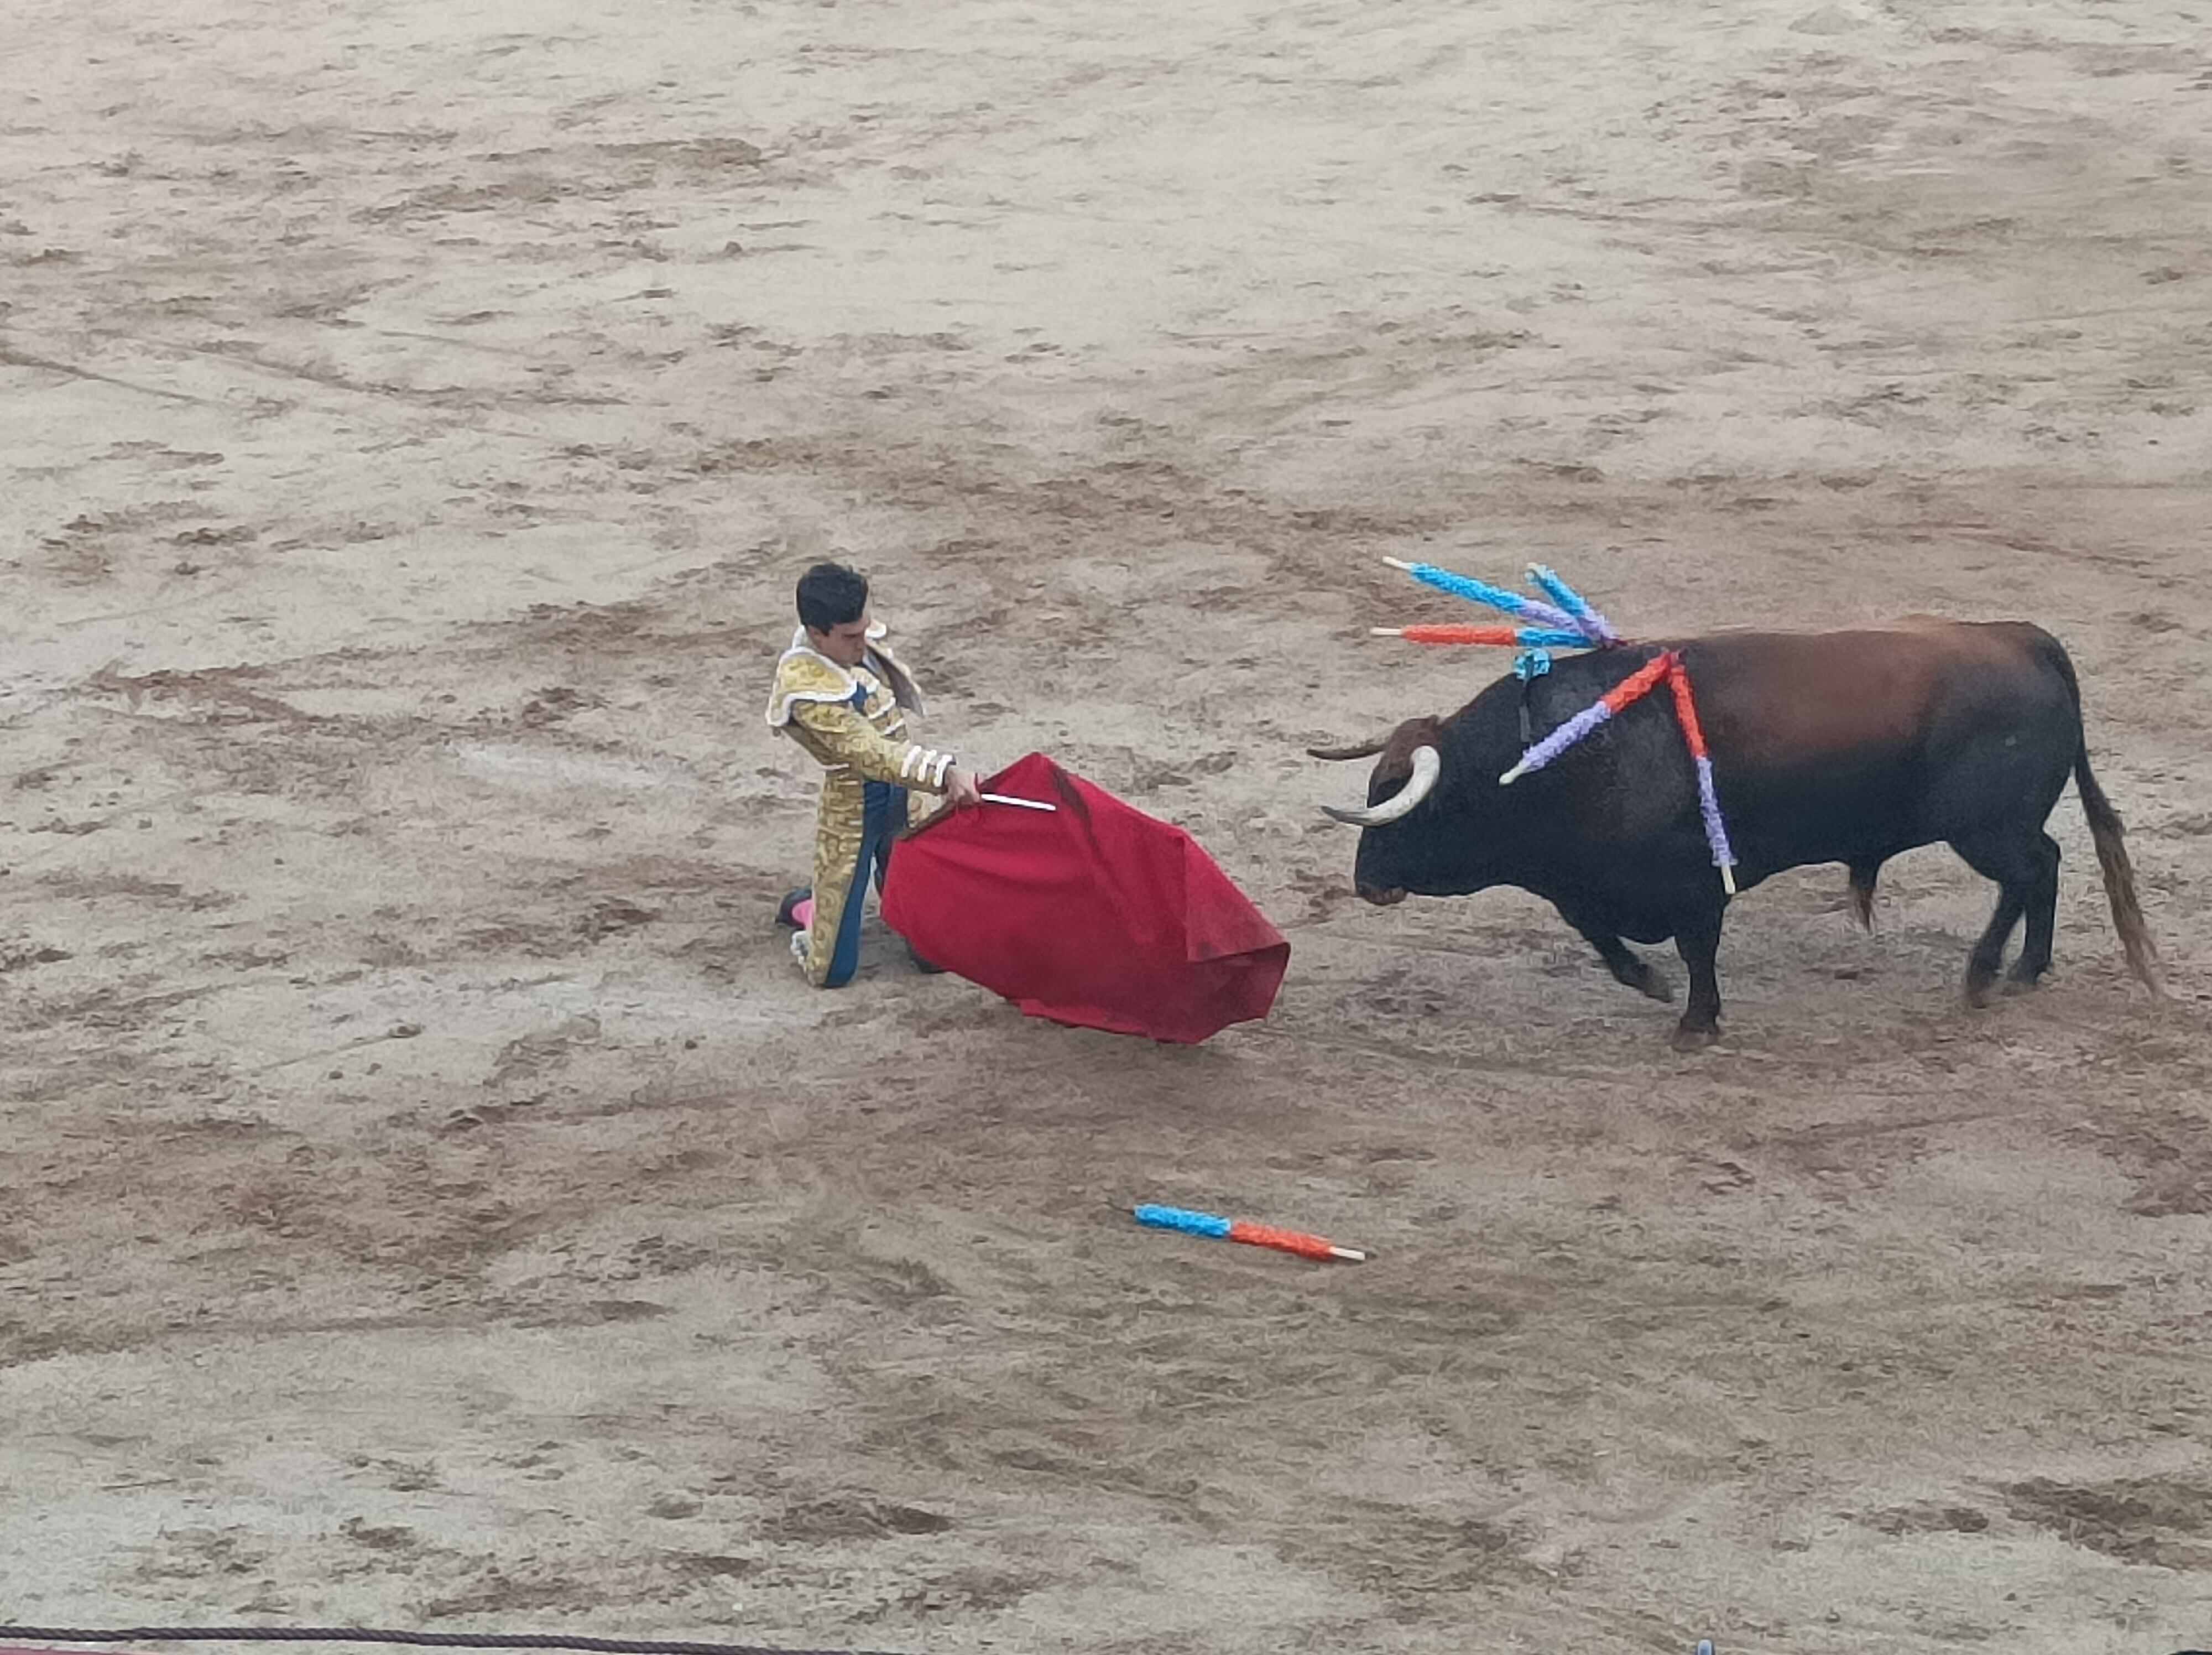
[1313,618,2160,1048]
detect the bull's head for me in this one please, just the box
[1311,716,1446,905]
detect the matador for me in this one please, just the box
[765,561,980,986]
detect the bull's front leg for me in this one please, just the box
[1557,904,1673,1003]
[1669,905,1726,1050]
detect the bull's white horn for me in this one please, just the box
[1321,745,1441,828]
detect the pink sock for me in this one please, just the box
[790,897,815,930]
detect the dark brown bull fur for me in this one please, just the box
[1314,618,2160,1048]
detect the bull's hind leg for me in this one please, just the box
[1950,829,2059,1003]
[2006,832,2062,988]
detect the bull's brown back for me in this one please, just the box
[1668,620,2053,767]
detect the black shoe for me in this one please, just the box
[776,887,811,929]
[906,941,948,975]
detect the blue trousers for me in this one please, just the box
[808,779,911,988]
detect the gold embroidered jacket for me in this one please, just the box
[764,623,956,792]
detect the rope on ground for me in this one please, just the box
[0,1627,916,1655]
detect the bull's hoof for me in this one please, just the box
[1964,975,1999,1009]
[1603,956,1673,1002]
[1671,1022,1720,1053]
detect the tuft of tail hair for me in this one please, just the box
[2074,745,2163,994]
[2036,630,2163,993]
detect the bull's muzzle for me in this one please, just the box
[1320,743,1441,828]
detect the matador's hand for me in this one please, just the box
[943,766,984,810]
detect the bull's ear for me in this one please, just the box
[1308,740,1387,761]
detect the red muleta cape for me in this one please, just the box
[881,752,1290,1044]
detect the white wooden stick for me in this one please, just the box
[982,793,1057,811]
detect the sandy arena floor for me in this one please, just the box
[4,1,2210,1651]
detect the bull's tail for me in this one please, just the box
[2038,631,2163,993]
[2075,746,2163,993]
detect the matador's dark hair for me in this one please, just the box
[796,561,868,631]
